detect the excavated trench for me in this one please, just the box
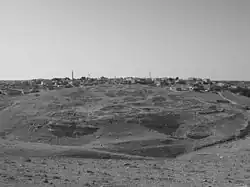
[48,123,99,138]
[138,112,184,136]
[98,113,250,158]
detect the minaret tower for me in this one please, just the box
[72,70,74,80]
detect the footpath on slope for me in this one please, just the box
[218,92,237,105]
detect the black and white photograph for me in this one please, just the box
[0,0,250,186]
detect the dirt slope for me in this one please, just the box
[1,85,250,186]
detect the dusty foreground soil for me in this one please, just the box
[1,85,250,186]
[1,137,250,187]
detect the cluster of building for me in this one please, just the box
[0,76,249,97]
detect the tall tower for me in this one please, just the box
[71,70,74,80]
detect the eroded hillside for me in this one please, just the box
[1,84,250,186]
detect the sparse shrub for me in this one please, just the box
[105,91,116,97]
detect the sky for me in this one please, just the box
[0,0,250,80]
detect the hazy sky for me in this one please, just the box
[0,0,250,80]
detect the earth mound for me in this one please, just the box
[0,85,248,159]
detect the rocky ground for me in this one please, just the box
[0,84,250,186]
